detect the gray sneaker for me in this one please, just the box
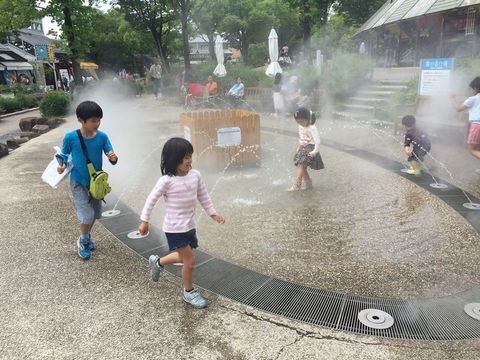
[183,288,208,309]
[149,255,163,282]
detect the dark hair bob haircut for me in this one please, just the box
[401,114,416,127]
[161,137,194,176]
[469,76,480,90]
[294,107,316,125]
[76,100,103,121]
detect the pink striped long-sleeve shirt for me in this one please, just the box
[140,169,216,233]
[298,124,320,154]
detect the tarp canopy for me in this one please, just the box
[0,61,33,70]
[358,0,480,33]
[80,62,99,70]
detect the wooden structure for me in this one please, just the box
[179,109,261,169]
[356,0,480,66]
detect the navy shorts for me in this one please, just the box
[408,148,427,162]
[165,229,198,251]
[71,180,102,224]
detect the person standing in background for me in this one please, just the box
[149,59,162,99]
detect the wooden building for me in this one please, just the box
[356,0,480,66]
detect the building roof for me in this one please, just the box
[18,29,53,46]
[358,0,480,33]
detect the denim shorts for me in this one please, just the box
[165,229,198,252]
[71,180,102,224]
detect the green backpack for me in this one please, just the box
[77,130,112,200]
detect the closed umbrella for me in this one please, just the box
[265,28,282,78]
[213,35,227,77]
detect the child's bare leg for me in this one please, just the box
[468,144,480,160]
[303,168,312,189]
[176,246,195,290]
[288,165,303,191]
[410,159,420,170]
[158,251,182,266]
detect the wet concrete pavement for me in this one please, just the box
[1,95,479,359]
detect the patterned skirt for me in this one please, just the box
[293,144,324,170]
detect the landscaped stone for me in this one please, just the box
[19,117,37,131]
[6,139,20,149]
[47,118,62,129]
[32,124,50,134]
[0,143,9,158]
[19,131,40,139]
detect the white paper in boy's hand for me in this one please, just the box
[41,146,73,189]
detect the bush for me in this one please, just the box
[248,43,268,67]
[325,53,373,101]
[0,96,21,113]
[39,91,70,118]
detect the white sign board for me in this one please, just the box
[217,127,241,147]
[419,58,454,96]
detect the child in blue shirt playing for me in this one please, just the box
[57,101,118,259]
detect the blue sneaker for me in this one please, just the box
[77,237,91,260]
[183,288,208,309]
[149,255,164,282]
[86,234,96,251]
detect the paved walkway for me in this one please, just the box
[1,97,479,359]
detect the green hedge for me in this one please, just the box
[39,91,70,118]
[325,53,373,101]
[0,94,39,114]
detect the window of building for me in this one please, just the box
[466,7,476,36]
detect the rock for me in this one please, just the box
[19,131,40,139]
[47,118,62,129]
[35,117,48,125]
[6,139,20,149]
[19,117,37,131]
[0,143,9,158]
[32,124,50,134]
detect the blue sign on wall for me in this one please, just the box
[420,58,454,71]
[35,44,48,61]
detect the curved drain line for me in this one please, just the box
[98,128,480,340]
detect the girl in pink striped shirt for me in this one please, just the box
[288,107,324,191]
[139,137,225,308]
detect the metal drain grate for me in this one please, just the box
[99,129,480,339]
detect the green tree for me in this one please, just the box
[334,0,385,27]
[0,0,37,35]
[117,0,176,72]
[86,9,154,70]
[191,0,227,60]
[220,0,272,64]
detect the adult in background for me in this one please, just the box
[272,73,285,119]
[226,77,245,107]
[149,59,162,99]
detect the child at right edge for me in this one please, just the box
[138,137,225,309]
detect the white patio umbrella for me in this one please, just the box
[265,28,282,78]
[213,35,227,77]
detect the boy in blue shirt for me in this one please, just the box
[57,101,118,259]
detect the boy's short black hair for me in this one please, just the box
[76,101,103,121]
[161,137,194,176]
[294,107,316,125]
[469,76,480,90]
[401,115,416,127]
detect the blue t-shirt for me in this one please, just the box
[61,130,114,186]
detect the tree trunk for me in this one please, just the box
[302,0,311,63]
[151,27,170,72]
[208,36,215,61]
[179,0,191,70]
[62,6,81,84]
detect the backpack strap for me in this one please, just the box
[76,130,96,176]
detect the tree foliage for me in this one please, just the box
[116,0,177,71]
[0,0,37,35]
[334,0,386,27]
